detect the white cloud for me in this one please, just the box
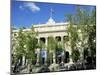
[19,2,40,12]
[19,5,24,10]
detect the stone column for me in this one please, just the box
[45,37,48,48]
[22,56,25,66]
[61,36,64,64]
[53,52,56,64]
[69,51,73,64]
[45,37,48,65]
[36,48,40,65]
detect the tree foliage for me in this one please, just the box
[12,27,38,65]
[72,50,80,63]
[13,28,26,63]
[66,6,96,63]
[25,29,38,62]
[47,36,57,52]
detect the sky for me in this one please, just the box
[11,0,95,29]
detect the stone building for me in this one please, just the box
[12,16,83,67]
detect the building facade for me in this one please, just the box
[12,17,80,67]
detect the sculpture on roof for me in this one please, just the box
[46,8,56,24]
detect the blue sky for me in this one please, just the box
[11,0,95,29]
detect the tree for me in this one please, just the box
[71,50,80,63]
[12,27,38,73]
[13,28,27,65]
[66,6,96,64]
[25,27,38,72]
[66,14,79,63]
[47,36,57,64]
[75,6,89,63]
[87,7,96,65]
[26,30,38,59]
[76,6,96,64]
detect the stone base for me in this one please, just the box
[49,63,59,71]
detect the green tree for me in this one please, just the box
[66,6,96,64]
[71,50,80,63]
[66,14,79,63]
[13,27,38,71]
[25,27,38,72]
[76,6,96,63]
[13,28,27,65]
[47,36,57,64]
[26,34,37,63]
[87,7,96,63]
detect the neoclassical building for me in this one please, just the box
[33,17,73,65]
[12,16,78,67]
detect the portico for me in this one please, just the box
[32,17,73,65]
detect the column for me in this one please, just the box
[53,52,56,64]
[45,37,48,48]
[45,37,48,65]
[22,56,25,66]
[61,36,64,64]
[69,51,73,64]
[36,48,40,65]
